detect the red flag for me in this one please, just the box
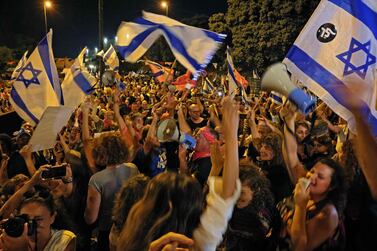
[145,60,174,83]
[234,69,248,88]
[172,70,196,91]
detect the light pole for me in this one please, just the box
[43,1,52,34]
[161,1,168,17]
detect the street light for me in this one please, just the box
[44,1,52,34]
[161,1,168,16]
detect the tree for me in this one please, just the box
[0,46,13,72]
[209,0,320,75]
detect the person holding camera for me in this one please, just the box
[0,168,76,251]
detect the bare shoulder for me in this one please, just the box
[313,203,339,228]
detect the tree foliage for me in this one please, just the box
[0,46,13,72]
[209,0,320,74]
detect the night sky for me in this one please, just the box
[0,0,227,57]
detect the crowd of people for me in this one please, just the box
[0,70,376,251]
[0,82,12,114]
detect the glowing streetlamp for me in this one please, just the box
[161,1,168,16]
[44,1,52,34]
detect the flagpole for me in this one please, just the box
[98,0,104,87]
[163,59,177,86]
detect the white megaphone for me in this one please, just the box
[261,63,315,114]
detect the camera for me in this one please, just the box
[41,164,67,180]
[1,214,36,237]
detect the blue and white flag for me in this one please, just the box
[116,11,226,78]
[203,77,215,93]
[11,51,28,80]
[9,30,61,125]
[103,45,119,71]
[284,0,377,134]
[270,91,285,105]
[226,47,252,103]
[226,47,240,96]
[61,47,97,108]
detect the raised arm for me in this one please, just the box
[177,104,192,135]
[81,102,97,173]
[0,167,45,219]
[281,103,307,184]
[143,112,160,154]
[221,96,239,199]
[19,144,36,176]
[335,86,377,200]
[248,106,261,139]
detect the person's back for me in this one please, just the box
[89,163,138,232]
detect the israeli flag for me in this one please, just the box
[116,11,226,78]
[284,0,377,134]
[9,30,61,125]
[103,45,119,71]
[270,91,285,105]
[61,47,97,108]
[11,51,28,80]
[203,77,215,93]
[226,47,239,96]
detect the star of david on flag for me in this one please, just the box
[336,38,376,79]
[9,30,61,125]
[283,0,377,135]
[16,62,42,88]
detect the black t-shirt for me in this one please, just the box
[189,156,212,187]
[186,118,208,132]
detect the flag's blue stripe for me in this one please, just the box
[153,71,164,77]
[117,26,158,59]
[206,79,214,90]
[104,47,115,62]
[227,62,241,89]
[73,71,95,95]
[271,93,283,104]
[38,36,55,90]
[38,36,64,104]
[287,45,377,134]
[203,30,226,43]
[10,88,39,124]
[329,0,377,40]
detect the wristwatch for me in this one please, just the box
[62,177,73,184]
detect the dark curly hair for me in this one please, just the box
[316,158,347,215]
[112,174,150,232]
[259,133,283,166]
[92,133,129,166]
[239,164,275,211]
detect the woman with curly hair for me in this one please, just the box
[84,132,138,251]
[255,133,292,203]
[279,104,347,251]
[224,164,279,251]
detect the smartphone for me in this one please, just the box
[41,164,67,180]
